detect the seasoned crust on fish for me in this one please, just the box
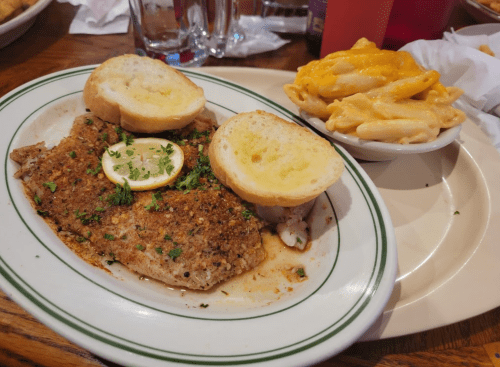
[10,113,266,290]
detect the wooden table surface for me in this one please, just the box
[1,1,499,366]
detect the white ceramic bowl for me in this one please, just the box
[0,0,52,49]
[455,22,500,36]
[301,111,462,161]
[462,0,500,24]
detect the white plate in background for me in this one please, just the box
[203,67,500,340]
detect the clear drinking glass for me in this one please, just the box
[208,0,245,57]
[130,0,244,65]
[260,0,308,33]
[130,0,209,67]
[261,0,308,17]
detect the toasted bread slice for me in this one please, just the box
[83,54,206,133]
[209,110,344,207]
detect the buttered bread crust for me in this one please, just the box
[83,54,206,133]
[10,114,265,290]
[209,110,344,207]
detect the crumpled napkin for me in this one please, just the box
[223,15,291,57]
[57,0,291,55]
[401,33,500,152]
[57,0,130,34]
[250,15,306,34]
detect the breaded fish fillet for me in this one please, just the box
[10,113,266,290]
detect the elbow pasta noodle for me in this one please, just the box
[283,37,466,144]
[0,0,39,24]
[476,0,500,13]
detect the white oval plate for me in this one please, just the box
[301,111,462,161]
[0,66,397,366]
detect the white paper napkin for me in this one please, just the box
[224,15,290,57]
[57,0,130,34]
[401,35,500,152]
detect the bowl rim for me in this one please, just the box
[300,111,463,155]
[0,0,52,34]
[463,0,500,21]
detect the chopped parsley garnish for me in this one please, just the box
[105,147,121,158]
[106,252,117,265]
[34,194,41,205]
[296,268,306,277]
[95,207,105,212]
[296,237,303,244]
[164,234,172,241]
[174,146,214,192]
[145,192,162,211]
[107,180,134,206]
[128,163,141,180]
[104,233,115,240]
[85,118,93,125]
[115,126,134,146]
[242,209,256,220]
[188,129,210,140]
[200,303,209,308]
[136,244,145,251]
[69,151,76,158]
[123,133,134,146]
[162,143,174,155]
[158,156,174,176]
[101,133,108,142]
[155,247,163,254]
[74,209,101,225]
[168,248,182,260]
[86,160,102,175]
[37,210,48,217]
[454,210,460,215]
[42,181,57,193]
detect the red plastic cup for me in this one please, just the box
[383,0,458,50]
[320,0,395,58]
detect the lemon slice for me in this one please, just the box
[102,138,184,191]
